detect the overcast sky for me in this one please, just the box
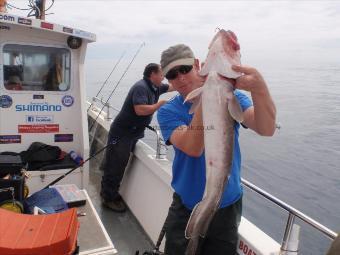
[8,1,340,69]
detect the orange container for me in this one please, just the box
[0,207,79,255]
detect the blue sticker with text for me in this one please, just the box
[55,134,73,142]
[0,95,13,108]
[62,95,74,107]
[0,135,21,144]
[26,115,53,123]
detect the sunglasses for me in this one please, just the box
[165,65,193,80]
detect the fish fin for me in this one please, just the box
[184,87,203,103]
[189,97,202,114]
[228,95,244,122]
[184,87,203,114]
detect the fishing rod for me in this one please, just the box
[42,124,156,189]
[42,142,109,189]
[87,51,126,112]
[88,42,146,132]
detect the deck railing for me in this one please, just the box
[88,98,338,252]
[89,98,167,159]
[241,178,337,251]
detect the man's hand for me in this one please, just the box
[232,64,276,136]
[232,65,267,96]
[157,99,168,108]
[134,100,167,116]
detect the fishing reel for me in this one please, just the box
[0,187,24,213]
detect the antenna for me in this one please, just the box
[40,0,45,20]
[34,0,46,20]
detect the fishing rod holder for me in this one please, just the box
[146,126,167,160]
[92,96,113,120]
[90,97,167,159]
[155,130,167,160]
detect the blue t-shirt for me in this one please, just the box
[157,90,252,210]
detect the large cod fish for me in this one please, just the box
[184,29,243,255]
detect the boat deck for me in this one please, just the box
[87,156,154,254]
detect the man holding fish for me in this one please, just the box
[157,30,276,255]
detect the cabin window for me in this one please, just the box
[2,44,71,91]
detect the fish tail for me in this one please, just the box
[200,215,213,238]
[185,202,202,239]
[185,236,200,255]
[186,198,216,238]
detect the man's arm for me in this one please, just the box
[134,100,167,116]
[232,65,276,136]
[169,104,204,157]
[160,83,174,94]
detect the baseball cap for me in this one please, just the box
[160,44,195,76]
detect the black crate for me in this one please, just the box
[0,175,25,203]
[0,155,23,178]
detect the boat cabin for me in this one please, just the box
[0,12,95,192]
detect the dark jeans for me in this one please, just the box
[100,131,138,202]
[164,193,242,255]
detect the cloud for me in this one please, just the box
[8,1,340,65]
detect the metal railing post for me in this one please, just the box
[145,125,167,160]
[281,213,296,251]
[241,178,337,243]
[105,102,112,120]
[155,129,167,159]
[280,214,300,254]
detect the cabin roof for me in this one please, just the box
[0,12,96,42]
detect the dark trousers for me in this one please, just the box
[164,193,242,255]
[100,131,138,202]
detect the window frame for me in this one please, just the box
[0,42,72,93]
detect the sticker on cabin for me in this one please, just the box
[55,134,73,142]
[18,17,32,26]
[63,27,73,34]
[41,21,54,30]
[61,95,74,107]
[0,14,15,22]
[0,95,13,108]
[15,102,62,112]
[0,25,10,30]
[33,95,44,100]
[0,135,21,144]
[18,124,59,133]
[26,115,53,123]
[74,29,95,40]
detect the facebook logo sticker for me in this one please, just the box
[26,116,35,122]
